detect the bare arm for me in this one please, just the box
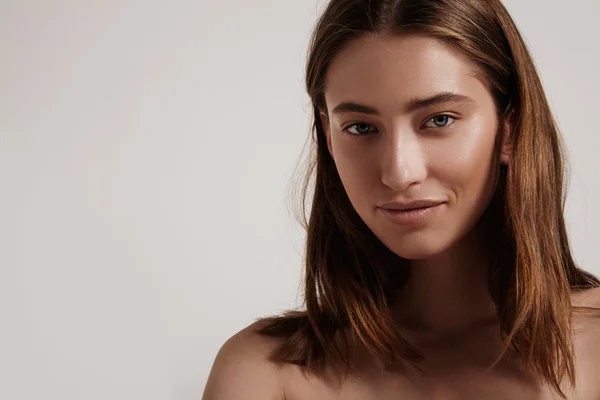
[202,321,286,400]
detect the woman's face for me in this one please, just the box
[321,33,511,259]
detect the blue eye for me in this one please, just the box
[424,114,455,129]
[343,122,376,136]
[341,114,456,137]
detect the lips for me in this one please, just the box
[378,200,445,211]
[377,201,445,225]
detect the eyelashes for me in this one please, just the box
[425,114,455,129]
[342,122,377,136]
[341,114,457,137]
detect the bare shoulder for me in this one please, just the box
[572,285,600,309]
[569,286,600,398]
[571,285,600,333]
[203,319,287,400]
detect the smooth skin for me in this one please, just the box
[203,34,600,400]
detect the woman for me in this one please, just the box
[203,0,600,398]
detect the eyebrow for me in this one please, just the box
[330,92,476,116]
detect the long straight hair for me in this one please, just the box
[256,0,600,397]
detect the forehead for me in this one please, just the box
[324,33,489,111]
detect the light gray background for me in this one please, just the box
[1,1,598,399]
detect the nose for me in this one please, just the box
[380,131,427,191]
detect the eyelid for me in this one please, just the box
[421,113,457,129]
[339,120,375,136]
[342,113,457,136]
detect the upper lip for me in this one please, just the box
[378,199,445,211]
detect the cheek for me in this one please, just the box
[331,143,377,199]
[431,125,498,201]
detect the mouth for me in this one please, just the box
[377,202,445,225]
[378,199,446,211]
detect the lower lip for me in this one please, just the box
[378,203,444,226]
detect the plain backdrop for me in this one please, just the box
[1,1,598,399]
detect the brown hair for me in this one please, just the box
[255,0,600,397]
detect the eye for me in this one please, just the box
[342,122,376,136]
[423,114,456,129]
[341,114,456,137]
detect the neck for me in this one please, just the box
[390,220,499,336]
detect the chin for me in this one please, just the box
[376,233,452,260]
[389,245,441,260]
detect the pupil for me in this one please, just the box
[435,116,447,126]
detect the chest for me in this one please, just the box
[282,314,600,400]
[282,353,600,400]
[284,368,563,400]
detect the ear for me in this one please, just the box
[320,110,334,158]
[499,109,514,166]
